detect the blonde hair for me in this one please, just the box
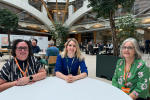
[60,38,85,61]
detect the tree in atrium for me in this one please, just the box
[0,9,19,46]
[116,14,143,44]
[50,21,69,46]
[87,0,135,56]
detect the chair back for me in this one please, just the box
[48,56,57,64]
[78,68,80,75]
[0,48,8,52]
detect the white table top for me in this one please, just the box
[93,47,99,49]
[0,77,132,100]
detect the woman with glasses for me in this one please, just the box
[0,39,46,92]
[55,38,88,83]
[112,38,149,100]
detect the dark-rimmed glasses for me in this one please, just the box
[16,47,28,51]
[122,46,134,51]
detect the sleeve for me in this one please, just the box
[132,62,149,98]
[112,60,120,88]
[55,55,63,73]
[38,46,41,52]
[0,62,11,82]
[46,49,49,57]
[34,57,43,73]
[80,60,88,75]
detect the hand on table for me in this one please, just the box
[15,77,35,86]
[65,74,77,83]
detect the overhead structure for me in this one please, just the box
[62,0,69,25]
[41,0,55,27]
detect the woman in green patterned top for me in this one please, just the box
[112,38,149,100]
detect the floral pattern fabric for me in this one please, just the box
[112,59,149,99]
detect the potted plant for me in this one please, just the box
[0,9,19,46]
[50,21,69,51]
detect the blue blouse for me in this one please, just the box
[55,54,88,76]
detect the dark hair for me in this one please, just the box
[11,39,33,57]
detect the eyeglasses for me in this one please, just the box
[16,47,28,51]
[122,46,134,51]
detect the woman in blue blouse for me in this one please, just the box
[55,38,88,83]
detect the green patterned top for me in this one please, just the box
[112,59,149,99]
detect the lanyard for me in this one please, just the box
[14,57,29,77]
[124,64,131,87]
[66,56,75,75]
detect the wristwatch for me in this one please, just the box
[29,75,33,82]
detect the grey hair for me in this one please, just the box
[48,40,54,46]
[120,38,142,59]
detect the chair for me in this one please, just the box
[0,48,9,55]
[0,48,9,60]
[45,56,57,77]
[78,68,81,75]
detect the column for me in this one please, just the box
[78,33,81,43]
[94,31,96,43]
[22,0,29,4]
[68,5,74,17]
[41,4,47,16]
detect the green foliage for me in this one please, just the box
[87,0,135,19]
[50,21,69,46]
[116,14,143,43]
[0,9,19,31]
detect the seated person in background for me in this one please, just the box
[40,40,59,65]
[112,38,149,100]
[99,42,104,52]
[88,42,94,55]
[85,42,90,54]
[32,40,41,53]
[0,39,46,92]
[108,42,113,53]
[55,38,88,83]
[105,42,110,53]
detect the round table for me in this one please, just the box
[34,52,46,58]
[0,77,132,100]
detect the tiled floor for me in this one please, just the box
[0,52,150,85]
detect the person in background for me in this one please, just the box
[88,42,94,55]
[99,42,104,52]
[97,43,99,47]
[79,42,83,52]
[0,39,46,92]
[86,42,90,54]
[145,38,150,54]
[55,38,88,83]
[112,38,149,100]
[108,42,113,53]
[31,40,41,53]
[40,40,59,66]
[106,42,110,53]
[33,38,38,44]
[29,39,31,44]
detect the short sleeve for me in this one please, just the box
[46,49,49,57]
[55,55,63,73]
[0,62,11,82]
[132,62,149,99]
[79,60,88,75]
[112,59,121,88]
